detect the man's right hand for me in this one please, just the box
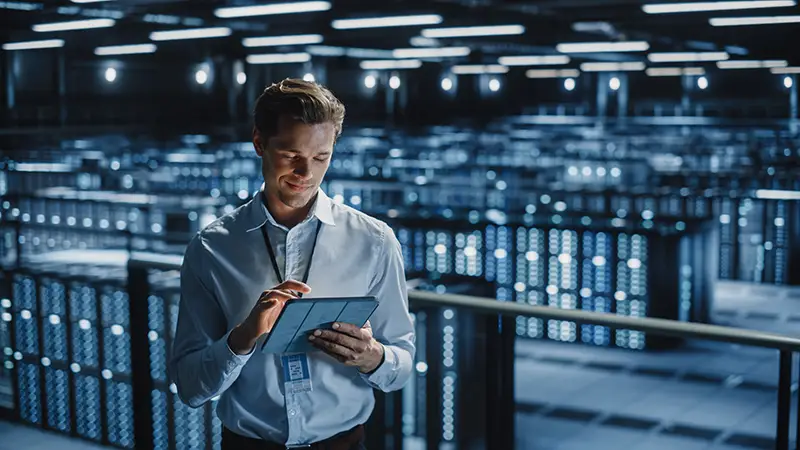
[228,280,311,355]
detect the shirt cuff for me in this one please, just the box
[219,329,255,371]
[361,344,397,387]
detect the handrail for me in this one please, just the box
[127,256,800,353]
[409,290,800,352]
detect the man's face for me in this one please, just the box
[254,116,336,209]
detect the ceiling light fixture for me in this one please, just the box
[525,69,581,78]
[242,34,323,47]
[215,1,330,18]
[770,67,800,74]
[2,38,64,50]
[580,62,646,72]
[392,47,470,58]
[451,64,509,74]
[556,41,650,53]
[645,67,706,76]
[332,14,442,29]
[94,43,156,55]
[32,18,114,32]
[643,0,795,14]
[647,51,729,62]
[717,60,788,69]
[246,52,311,64]
[421,25,525,38]
[150,27,231,41]
[498,55,571,66]
[709,14,800,25]
[359,59,423,70]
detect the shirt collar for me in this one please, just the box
[245,185,335,232]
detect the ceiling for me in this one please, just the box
[0,0,798,71]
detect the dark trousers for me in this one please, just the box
[221,425,366,450]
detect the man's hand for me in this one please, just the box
[228,280,311,355]
[308,321,385,374]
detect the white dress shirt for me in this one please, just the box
[169,187,415,446]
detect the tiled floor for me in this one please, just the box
[514,280,800,450]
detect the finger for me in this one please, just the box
[259,290,295,303]
[274,280,311,294]
[309,335,355,360]
[313,330,366,352]
[331,322,369,340]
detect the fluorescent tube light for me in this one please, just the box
[499,55,571,66]
[580,62,646,72]
[643,1,795,14]
[72,0,113,2]
[525,69,581,78]
[94,43,156,55]
[648,51,729,62]
[421,25,525,38]
[215,1,330,18]
[0,1,41,10]
[359,59,422,70]
[32,18,114,32]
[242,34,323,47]
[556,41,650,53]
[717,60,788,69]
[755,189,800,200]
[646,67,706,76]
[770,67,800,74]
[392,47,470,58]
[150,27,231,41]
[246,52,311,64]
[332,14,442,30]
[2,38,64,50]
[306,45,394,58]
[710,14,800,25]
[451,64,509,74]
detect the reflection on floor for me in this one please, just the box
[515,281,800,450]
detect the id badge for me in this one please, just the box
[281,353,313,394]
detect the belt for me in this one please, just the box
[221,424,365,450]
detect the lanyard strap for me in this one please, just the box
[260,220,323,297]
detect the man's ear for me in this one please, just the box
[253,127,264,157]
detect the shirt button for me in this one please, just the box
[289,409,297,416]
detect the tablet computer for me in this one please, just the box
[260,296,379,354]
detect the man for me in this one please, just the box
[170,78,415,450]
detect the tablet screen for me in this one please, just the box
[261,296,378,354]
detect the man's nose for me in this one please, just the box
[293,159,312,179]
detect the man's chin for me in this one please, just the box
[278,191,313,208]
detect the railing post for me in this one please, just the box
[127,260,154,450]
[776,350,792,450]
[485,313,515,450]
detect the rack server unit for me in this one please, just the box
[2,268,135,448]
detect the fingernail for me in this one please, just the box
[308,335,315,341]
[333,323,340,329]
[314,330,321,336]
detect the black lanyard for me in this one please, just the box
[260,220,323,298]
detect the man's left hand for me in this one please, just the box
[308,321,384,374]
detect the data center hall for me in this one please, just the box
[1,1,800,450]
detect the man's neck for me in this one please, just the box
[263,191,316,229]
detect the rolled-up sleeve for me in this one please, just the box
[169,235,253,408]
[360,223,416,392]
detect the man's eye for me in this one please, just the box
[314,157,328,162]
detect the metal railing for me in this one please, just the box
[124,256,800,450]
